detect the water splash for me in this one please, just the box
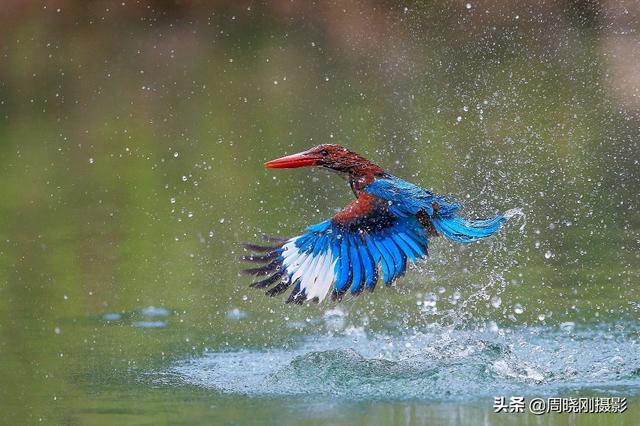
[133,320,168,329]
[503,207,526,231]
[140,306,172,317]
[159,323,640,400]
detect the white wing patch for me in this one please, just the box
[281,238,337,302]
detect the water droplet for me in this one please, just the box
[88,158,94,164]
[140,306,171,317]
[491,296,502,308]
[226,308,247,321]
[423,293,438,307]
[323,307,346,331]
[544,250,553,259]
[102,312,122,321]
[133,320,167,329]
[514,304,524,314]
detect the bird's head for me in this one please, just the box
[265,144,381,174]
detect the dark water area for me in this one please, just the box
[0,1,639,424]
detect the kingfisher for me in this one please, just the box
[243,144,519,304]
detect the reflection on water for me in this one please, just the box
[96,306,173,329]
[102,312,123,322]
[133,320,168,329]
[139,306,172,318]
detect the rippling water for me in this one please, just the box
[162,323,640,400]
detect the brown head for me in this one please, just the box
[264,144,384,176]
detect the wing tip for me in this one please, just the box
[239,251,280,263]
[242,243,281,253]
[241,258,283,276]
[285,288,307,305]
[249,270,284,288]
[265,279,292,297]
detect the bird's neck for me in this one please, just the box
[347,162,386,195]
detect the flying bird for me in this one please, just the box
[242,144,519,304]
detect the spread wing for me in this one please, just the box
[242,193,429,304]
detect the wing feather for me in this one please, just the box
[244,191,430,303]
[348,235,364,295]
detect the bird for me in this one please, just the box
[242,144,520,304]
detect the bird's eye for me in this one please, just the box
[321,150,329,157]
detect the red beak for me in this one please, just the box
[264,151,322,169]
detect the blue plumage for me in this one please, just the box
[247,144,517,303]
[248,171,514,303]
[431,215,506,243]
[282,216,423,299]
[268,175,511,302]
[392,233,416,263]
[366,176,508,245]
[365,176,462,217]
[373,237,395,284]
[348,235,364,294]
[385,235,406,277]
[334,236,351,292]
[397,229,426,258]
[358,242,377,292]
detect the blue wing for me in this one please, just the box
[242,196,429,303]
[364,175,461,217]
[365,176,513,244]
[243,176,515,303]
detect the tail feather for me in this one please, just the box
[432,208,522,244]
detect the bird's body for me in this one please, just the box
[243,144,518,304]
